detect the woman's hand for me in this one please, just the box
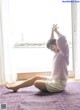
[52,24,59,31]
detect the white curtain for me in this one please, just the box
[75,3,80,79]
[0,1,5,83]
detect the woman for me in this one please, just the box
[5,24,69,92]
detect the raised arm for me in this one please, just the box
[53,25,69,65]
[50,26,55,39]
[54,29,63,37]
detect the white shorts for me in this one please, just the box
[45,78,67,92]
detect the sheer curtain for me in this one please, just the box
[0,0,72,82]
[0,1,5,83]
[74,3,80,79]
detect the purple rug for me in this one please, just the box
[0,82,80,110]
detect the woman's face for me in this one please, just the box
[49,45,59,53]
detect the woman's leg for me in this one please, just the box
[5,75,49,92]
[34,80,48,91]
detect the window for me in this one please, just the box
[1,0,73,81]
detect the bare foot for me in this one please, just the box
[5,82,19,92]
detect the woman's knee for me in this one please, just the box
[34,80,47,91]
[34,75,48,81]
[34,75,42,80]
[34,80,40,88]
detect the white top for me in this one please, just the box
[51,35,69,80]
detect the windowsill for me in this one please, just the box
[17,71,51,80]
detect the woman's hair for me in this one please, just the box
[46,39,56,49]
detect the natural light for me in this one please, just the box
[1,0,73,81]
